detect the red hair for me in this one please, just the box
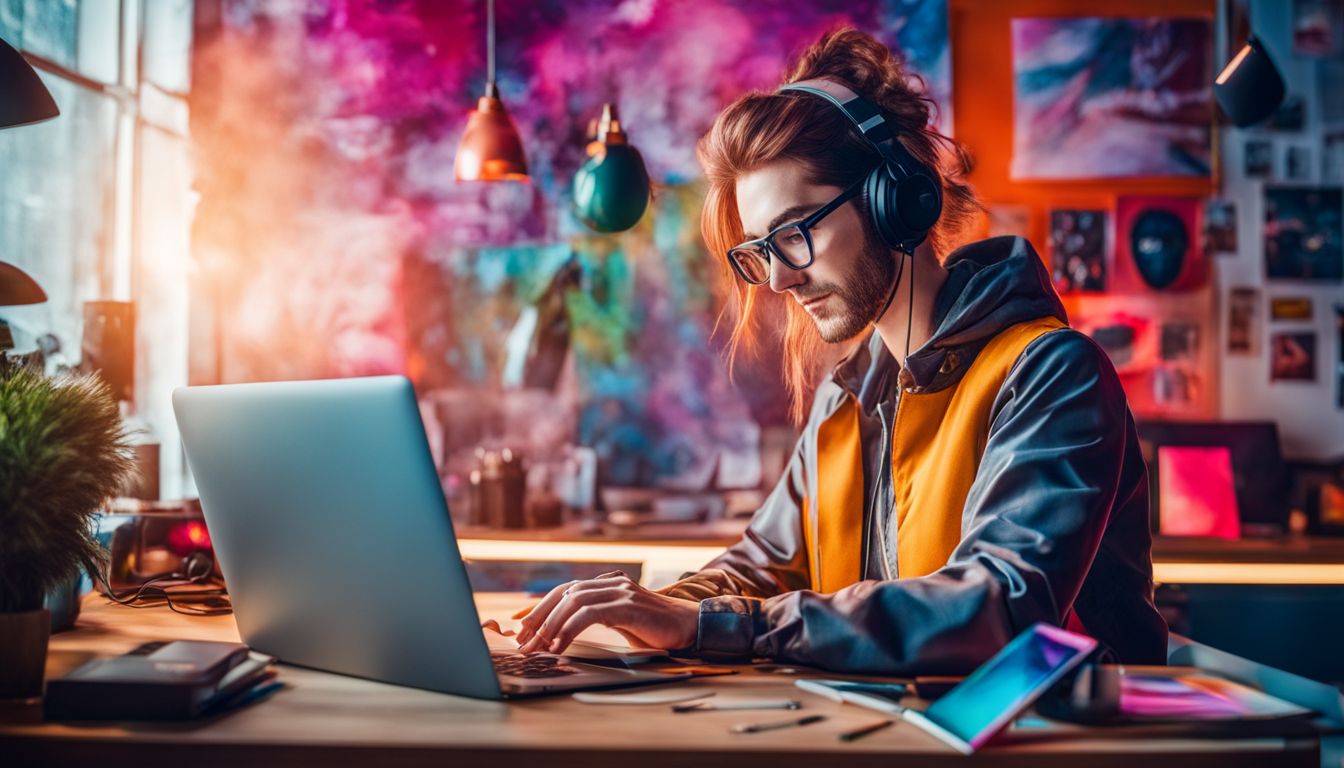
[698,28,980,423]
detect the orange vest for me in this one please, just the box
[803,317,1066,592]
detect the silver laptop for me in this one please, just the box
[173,375,684,699]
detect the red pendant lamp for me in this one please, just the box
[454,0,529,182]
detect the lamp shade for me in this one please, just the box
[0,261,47,306]
[0,36,59,129]
[1214,36,1286,128]
[572,103,650,233]
[454,83,529,182]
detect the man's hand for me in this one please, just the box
[515,571,699,655]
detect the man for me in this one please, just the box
[512,29,1167,674]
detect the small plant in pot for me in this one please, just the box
[0,364,135,699]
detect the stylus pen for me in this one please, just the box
[673,699,801,713]
[732,714,826,734]
[837,719,895,742]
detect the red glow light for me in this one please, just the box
[166,520,214,556]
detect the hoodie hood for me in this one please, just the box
[837,236,1068,407]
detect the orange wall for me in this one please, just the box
[949,0,1218,248]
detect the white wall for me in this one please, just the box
[1216,1,1344,460]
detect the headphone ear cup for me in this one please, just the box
[183,551,214,582]
[895,172,942,237]
[865,162,903,250]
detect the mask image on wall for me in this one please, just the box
[1271,331,1318,382]
[1116,196,1204,292]
[1010,16,1212,179]
[1264,186,1344,281]
[1049,209,1108,294]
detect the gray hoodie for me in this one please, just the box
[660,236,1168,674]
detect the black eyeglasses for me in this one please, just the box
[727,178,865,285]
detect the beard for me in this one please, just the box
[802,225,898,343]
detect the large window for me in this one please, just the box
[0,0,194,497]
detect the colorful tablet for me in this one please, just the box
[903,623,1097,754]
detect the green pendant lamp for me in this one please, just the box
[1,35,59,128]
[572,103,650,233]
[454,0,529,182]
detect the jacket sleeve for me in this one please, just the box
[691,330,1135,674]
[657,430,813,602]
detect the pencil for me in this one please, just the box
[837,719,895,742]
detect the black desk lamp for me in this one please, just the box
[1,35,59,128]
[1214,35,1286,128]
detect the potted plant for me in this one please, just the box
[0,363,134,699]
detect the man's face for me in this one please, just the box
[735,158,895,342]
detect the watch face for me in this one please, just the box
[1130,208,1189,290]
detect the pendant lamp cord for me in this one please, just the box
[486,0,496,84]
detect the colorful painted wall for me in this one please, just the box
[189,0,951,489]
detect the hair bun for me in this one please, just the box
[787,28,932,129]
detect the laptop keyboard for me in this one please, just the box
[491,652,580,678]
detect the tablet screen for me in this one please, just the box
[921,624,1096,751]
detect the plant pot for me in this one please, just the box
[0,608,51,700]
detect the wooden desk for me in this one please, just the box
[0,594,1318,768]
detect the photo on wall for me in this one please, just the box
[1010,16,1212,179]
[1292,0,1344,57]
[1283,144,1315,182]
[1336,305,1344,408]
[1271,296,1315,321]
[1160,322,1201,363]
[1245,139,1274,178]
[1264,186,1344,281]
[1337,305,1344,407]
[1326,131,1344,182]
[1204,199,1237,255]
[1271,331,1318,382]
[1228,287,1260,356]
[987,204,1031,239]
[1049,209,1108,293]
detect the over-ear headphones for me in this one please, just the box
[776,78,942,254]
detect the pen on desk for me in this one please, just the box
[673,699,801,713]
[837,719,895,742]
[731,714,826,734]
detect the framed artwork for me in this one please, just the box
[1270,297,1314,321]
[1048,209,1108,293]
[1293,0,1344,57]
[1011,17,1212,179]
[1283,144,1315,182]
[1203,199,1237,255]
[1264,187,1344,281]
[1227,287,1260,356]
[1245,139,1274,178]
[987,204,1031,239]
[1271,331,1318,381]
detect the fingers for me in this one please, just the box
[546,603,622,655]
[519,586,627,653]
[516,580,580,644]
[517,572,635,651]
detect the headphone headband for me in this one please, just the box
[778,79,896,147]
